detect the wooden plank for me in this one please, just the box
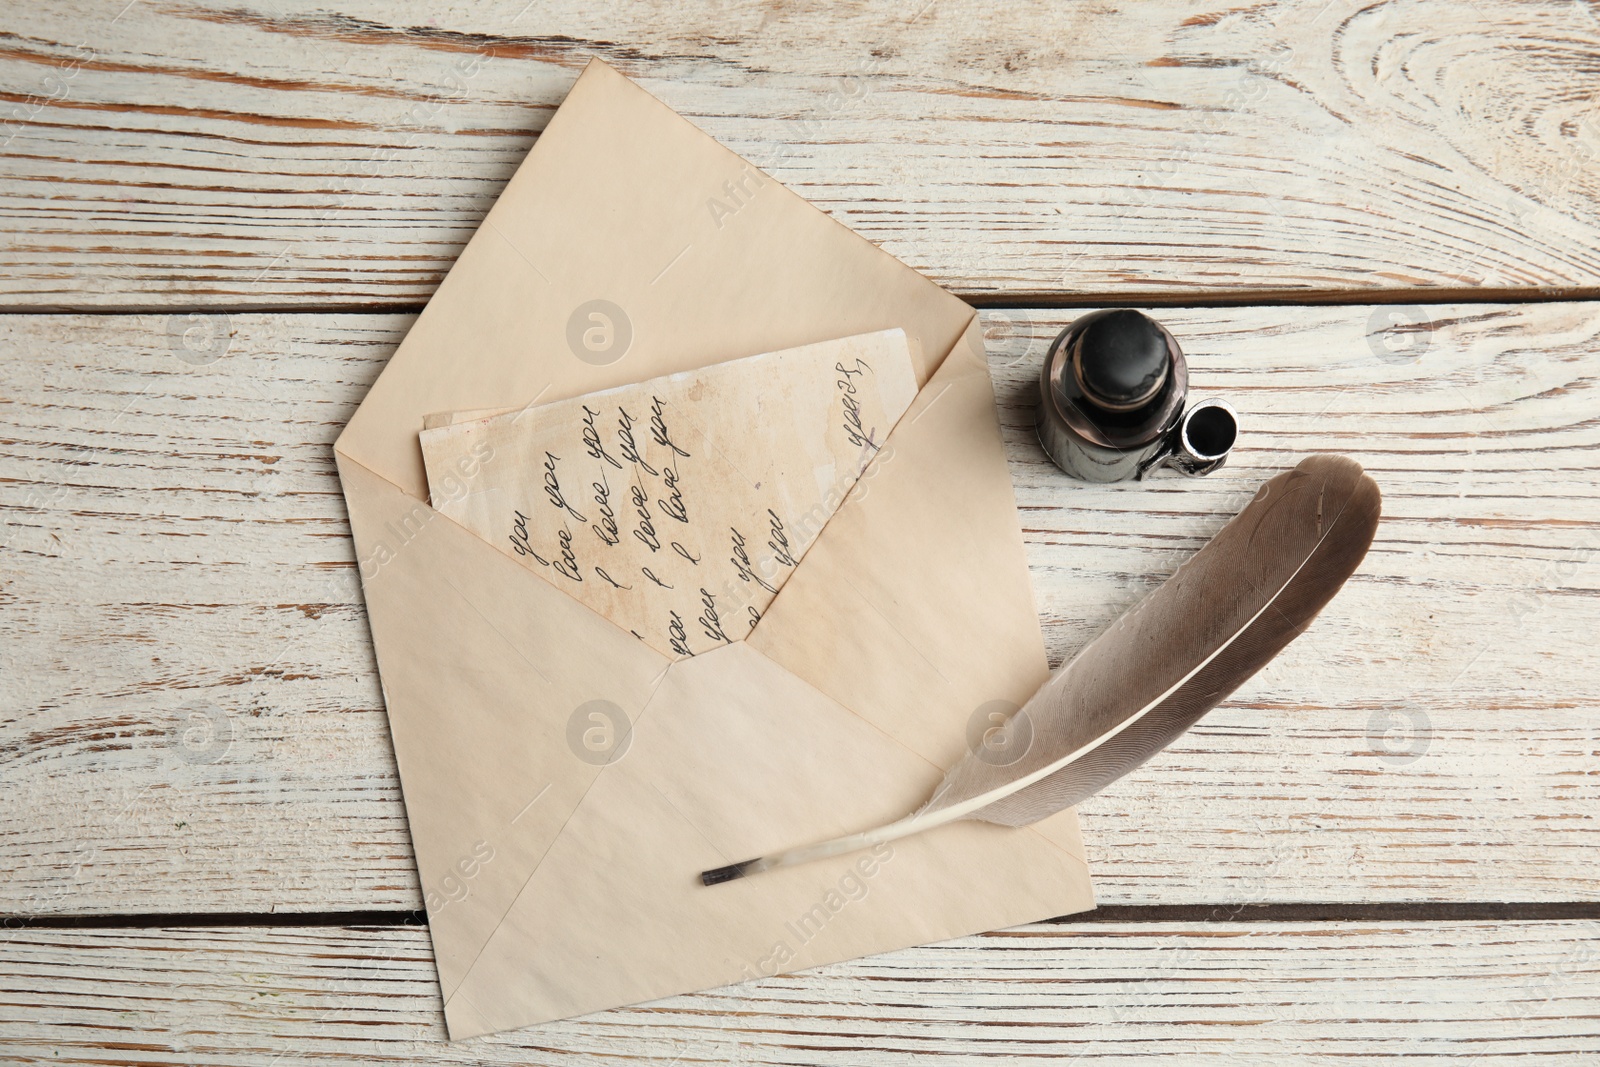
[3,0,1600,308]
[1,304,1597,916]
[0,921,1597,1061]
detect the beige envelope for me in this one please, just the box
[334,58,1093,1040]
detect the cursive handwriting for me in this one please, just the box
[657,463,688,523]
[543,451,587,523]
[617,407,659,476]
[582,405,623,470]
[649,396,692,459]
[730,527,778,594]
[552,527,582,582]
[483,355,901,662]
[630,484,660,552]
[766,509,797,568]
[668,611,693,657]
[836,359,879,451]
[698,588,729,644]
[591,473,619,546]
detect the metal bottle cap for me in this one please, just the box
[1073,309,1170,411]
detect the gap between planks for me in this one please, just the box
[9,902,1600,930]
[3,287,1600,318]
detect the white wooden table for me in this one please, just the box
[2,2,1598,1062]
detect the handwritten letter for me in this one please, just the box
[419,329,918,659]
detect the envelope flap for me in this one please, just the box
[334,58,971,500]
[337,452,669,998]
[749,319,1052,770]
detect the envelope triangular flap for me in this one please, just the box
[750,319,1061,770]
[334,57,1093,1039]
[335,58,970,500]
[336,452,669,1000]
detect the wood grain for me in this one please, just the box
[2,0,1600,309]
[2,304,1595,916]
[1,921,1597,1062]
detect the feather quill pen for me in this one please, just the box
[701,454,1380,886]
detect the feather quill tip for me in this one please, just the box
[700,859,762,886]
